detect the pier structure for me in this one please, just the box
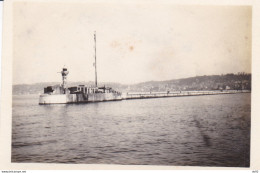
[122,90,250,100]
[39,32,251,105]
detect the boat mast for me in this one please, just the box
[94,31,97,87]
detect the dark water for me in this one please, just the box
[12,93,251,167]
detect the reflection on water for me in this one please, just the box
[12,93,250,167]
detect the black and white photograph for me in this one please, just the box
[2,0,256,169]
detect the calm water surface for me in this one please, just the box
[12,93,251,167]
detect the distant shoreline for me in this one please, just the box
[12,73,251,95]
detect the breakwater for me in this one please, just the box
[122,90,250,100]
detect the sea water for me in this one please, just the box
[12,93,251,167]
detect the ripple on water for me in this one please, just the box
[12,93,251,167]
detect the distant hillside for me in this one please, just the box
[130,72,251,92]
[12,73,251,95]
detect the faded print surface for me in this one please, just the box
[12,1,251,167]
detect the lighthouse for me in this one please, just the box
[61,67,69,93]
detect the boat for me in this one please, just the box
[39,32,122,104]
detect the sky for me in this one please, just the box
[13,2,252,85]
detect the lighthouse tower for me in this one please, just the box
[61,67,69,93]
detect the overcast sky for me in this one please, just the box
[13,2,251,85]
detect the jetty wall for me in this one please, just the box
[39,90,250,104]
[122,90,250,100]
[39,92,122,104]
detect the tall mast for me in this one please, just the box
[94,31,97,87]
